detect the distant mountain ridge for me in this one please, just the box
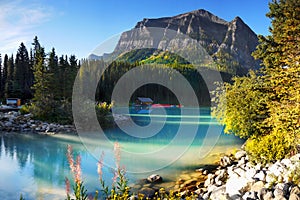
[90,9,260,74]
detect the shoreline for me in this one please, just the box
[0,111,131,135]
[5,111,299,199]
[134,149,300,199]
[0,111,76,134]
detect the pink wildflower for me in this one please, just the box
[74,155,82,184]
[112,170,118,185]
[65,177,70,195]
[67,145,75,173]
[97,151,105,181]
[114,142,121,169]
[66,144,82,184]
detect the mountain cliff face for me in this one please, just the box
[92,9,260,74]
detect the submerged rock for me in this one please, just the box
[138,187,156,199]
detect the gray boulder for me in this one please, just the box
[235,150,247,160]
[147,174,162,183]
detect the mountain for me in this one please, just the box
[91,9,260,75]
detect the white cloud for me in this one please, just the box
[0,0,53,55]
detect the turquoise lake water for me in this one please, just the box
[0,107,244,200]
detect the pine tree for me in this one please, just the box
[0,54,3,99]
[253,0,300,70]
[48,48,60,100]
[14,42,32,99]
[213,0,300,163]
[66,55,79,100]
[5,54,15,98]
[29,49,34,93]
[58,55,67,99]
[2,54,8,99]
[31,37,53,120]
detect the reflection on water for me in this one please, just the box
[0,107,244,200]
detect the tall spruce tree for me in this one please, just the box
[5,54,15,98]
[48,48,59,100]
[28,48,34,92]
[0,54,2,99]
[2,54,8,100]
[67,55,79,100]
[31,37,54,120]
[14,42,32,99]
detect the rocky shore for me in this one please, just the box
[0,111,75,133]
[135,150,300,200]
[0,111,131,134]
[195,151,300,200]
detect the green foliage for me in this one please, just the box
[212,50,240,74]
[19,194,25,200]
[140,50,190,65]
[28,37,80,124]
[117,48,157,63]
[288,161,300,186]
[95,102,113,117]
[19,104,30,115]
[29,100,73,124]
[213,0,300,163]
[0,37,79,124]
[95,102,114,128]
[1,54,8,99]
[0,54,2,99]
[212,71,269,139]
[13,43,33,99]
[245,132,294,164]
[72,182,88,200]
[82,59,232,106]
[4,55,15,98]
[66,145,89,200]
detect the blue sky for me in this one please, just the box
[0,0,271,59]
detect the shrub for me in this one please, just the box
[288,161,300,186]
[95,101,113,117]
[245,132,295,164]
[212,71,269,139]
[19,104,30,115]
[95,101,114,128]
[28,99,73,124]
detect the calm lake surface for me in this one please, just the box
[0,107,244,200]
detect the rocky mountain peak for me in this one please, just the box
[135,9,228,30]
[92,9,260,75]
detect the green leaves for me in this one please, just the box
[213,0,300,163]
[212,71,268,139]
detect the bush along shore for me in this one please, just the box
[159,149,300,200]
